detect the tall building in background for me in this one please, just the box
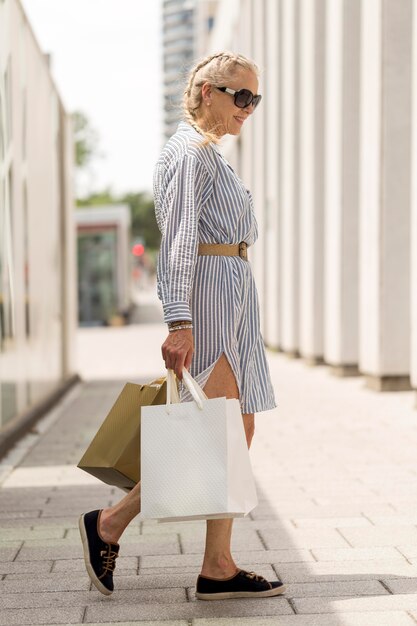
[162,0,217,142]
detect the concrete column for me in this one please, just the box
[298,0,325,365]
[324,0,361,376]
[410,0,417,403]
[239,0,254,234]
[279,0,299,355]
[263,0,281,348]
[250,0,267,329]
[359,0,412,391]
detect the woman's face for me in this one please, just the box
[201,67,260,137]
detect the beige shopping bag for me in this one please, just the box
[77,374,176,492]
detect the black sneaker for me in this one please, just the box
[78,509,120,595]
[195,568,286,600]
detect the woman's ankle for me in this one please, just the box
[200,554,239,579]
[98,508,122,544]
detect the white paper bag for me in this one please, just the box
[140,368,258,522]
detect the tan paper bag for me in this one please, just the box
[77,375,170,492]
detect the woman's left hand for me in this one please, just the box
[161,328,194,380]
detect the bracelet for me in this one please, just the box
[168,319,191,328]
[168,324,193,332]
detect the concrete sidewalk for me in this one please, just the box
[1,320,417,625]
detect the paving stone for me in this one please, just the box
[292,593,417,613]
[139,549,315,570]
[84,597,293,622]
[0,528,65,541]
[281,579,388,598]
[337,526,417,547]
[383,578,417,594]
[107,540,181,556]
[273,560,417,582]
[365,515,417,525]
[0,607,83,625]
[291,517,372,528]
[0,518,56,528]
[0,574,90,592]
[17,543,84,560]
[0,510,42,519]
[311,547,406,561]
[258,528,351,549]
[94,623,188,626]
[0,587,186,609]
[191,613,417,625]
[397,545,417,559]
[52,557,138,572]
[0,560,53,575]
[60,623,188,626]
[0,546,21,561]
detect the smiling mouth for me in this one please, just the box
[234,116,246,123]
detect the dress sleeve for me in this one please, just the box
[155,153,212,323]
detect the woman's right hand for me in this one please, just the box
[161,328,194,380]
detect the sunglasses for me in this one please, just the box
[216,86,262,110]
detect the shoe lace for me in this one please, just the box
[99,545,119,576]
[241,569,268,583]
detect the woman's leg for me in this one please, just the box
[99,481,141,544]
[199,354,255,579]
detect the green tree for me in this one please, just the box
[121,191,161,249]
[76,187,116,207]
[72,111,101,168]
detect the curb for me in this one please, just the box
[0,373,82,460]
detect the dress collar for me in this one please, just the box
[177,120,222,154]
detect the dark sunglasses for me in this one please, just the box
[216,86,262,110]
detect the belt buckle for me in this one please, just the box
[239,242,248,260]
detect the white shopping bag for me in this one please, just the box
[140,368,258,522]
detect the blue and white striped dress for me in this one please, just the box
[153,120,277,414]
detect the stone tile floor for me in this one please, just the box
[1,322,417,625]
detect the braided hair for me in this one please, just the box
[180,51,260,147]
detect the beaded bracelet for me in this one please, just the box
[168,324,193,332]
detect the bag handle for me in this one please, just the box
[166,368,180,410]
[166,367,208,412]
[181,368,208,410]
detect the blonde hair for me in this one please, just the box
[181,51,260,147]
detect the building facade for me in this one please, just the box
[75,205,131,326]
[162,0,217,142]
[0,0,76,437]
[205,0,417,405]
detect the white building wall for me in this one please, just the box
[250,0,267,329]
[279,0,298,355]
[264,0,280,348]
[298,0,325,364]
[324,0,361,375]
[0,0,75,430]
[411,0,417,400]
[206,0,417,406]
[359,0,412,390]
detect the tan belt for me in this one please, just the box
[198,242,249,261]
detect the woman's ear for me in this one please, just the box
[201,82,212,105]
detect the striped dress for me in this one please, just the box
[153,119,277,414]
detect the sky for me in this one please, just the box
[21,0,163,197]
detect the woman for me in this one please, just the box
[79,51,285,600]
